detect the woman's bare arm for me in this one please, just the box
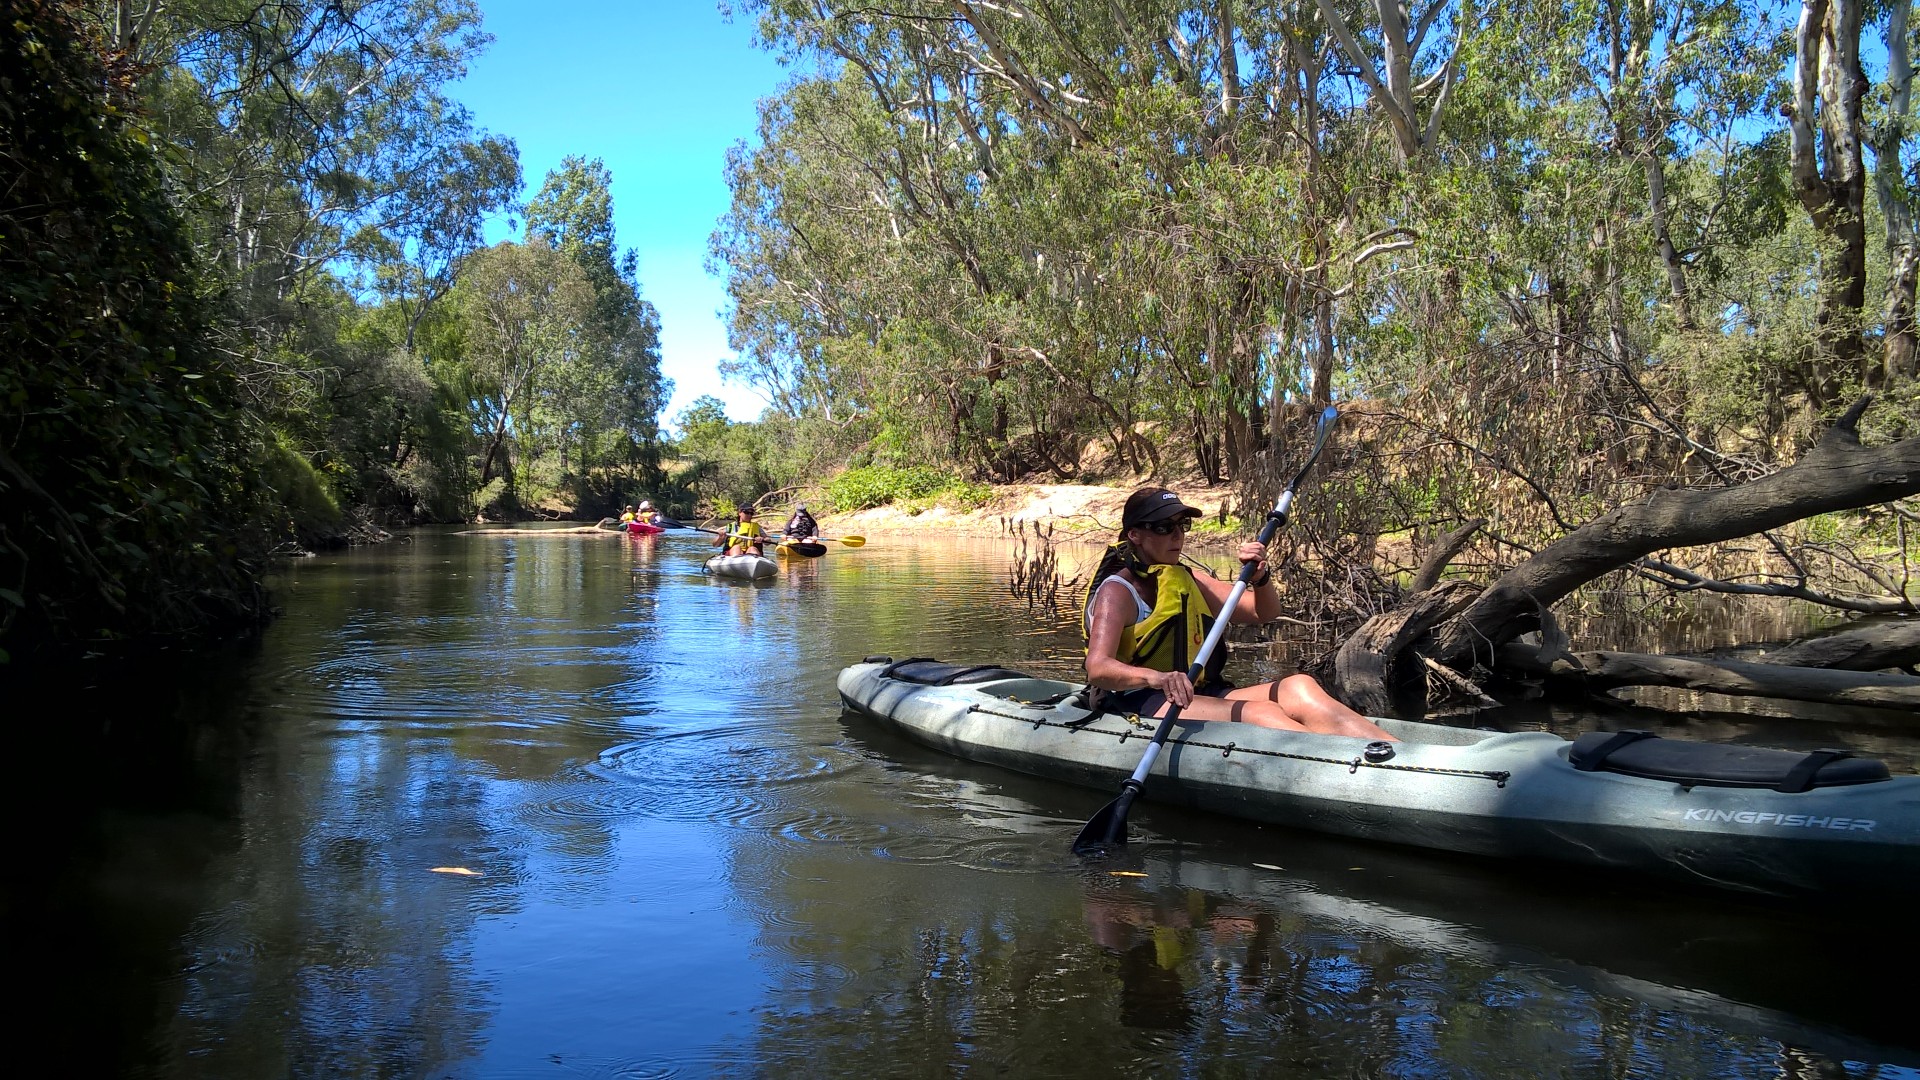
[1192,542,1280,624]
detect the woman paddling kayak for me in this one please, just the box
[713,505,767,557]
[1083,486,1395,740]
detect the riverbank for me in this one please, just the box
[818,482,1240,550]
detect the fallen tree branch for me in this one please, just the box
[1408,517,1485,594]
[1499,642,1920,710]
[1756,620,1920,671]
[1432,396,1920,667]
[1421,655,1500,707]
[1630,556,1916,614]
[1331,580,1479,716]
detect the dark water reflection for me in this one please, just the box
[11,527,1917,1078]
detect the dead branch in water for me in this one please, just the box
[1008,519,1082,620]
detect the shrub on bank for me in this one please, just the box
[825,466,990,512]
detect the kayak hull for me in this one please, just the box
[626,521,664,535]
[705,554,778,580]
[837,660,1920,900]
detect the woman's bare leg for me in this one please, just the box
[1128,680,1395,740]
[1135,693,1306,731]
[1228,675,1397,740]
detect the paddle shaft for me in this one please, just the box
[1075,405,1339,854]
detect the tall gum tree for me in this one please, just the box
[453,241,601,496]
[525,157,670,478]
[1783,0,1870,406]
[1872,0,1918,383]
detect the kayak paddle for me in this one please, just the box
[1072,404,1342,858]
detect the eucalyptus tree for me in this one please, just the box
[525,157,671,485]
[1315,0,1468,165]
[452,241,603,499]
[711,82,865,424]
[714,54,1024,472]
[84,0,521,527]
[97,0,515,309]
[724,1,1401,479]
[1783,0,1872,404]
[1870,0,1917,384]
[726,1,1908,494]
[373,136,524,352]
[670,395,781,509]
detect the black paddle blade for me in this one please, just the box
[1071,785,1140,857]
[783,542,827,558]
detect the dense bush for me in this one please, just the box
[826,466,968,511]
[0,0,271,661]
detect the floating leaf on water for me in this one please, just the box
[430,866,481,876]
[1109,871,1148,878]
[1253,863,1283,871]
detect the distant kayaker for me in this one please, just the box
[783,502,819,542]
[637,499,659,525]
[1082,486,1395,739]
[619,505,636,524]
[716,506,766,557]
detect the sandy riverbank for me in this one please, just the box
[817,482,1244,550]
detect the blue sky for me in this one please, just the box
[452,2,790,427]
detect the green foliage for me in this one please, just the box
[452,238,603,498]
[826,466,968,511]
[1,0,271,658]
[942,479,993,509]
[526,156,672,462]
[715,0,1916,506]
[260,436,345,541]
[668,396,780,511]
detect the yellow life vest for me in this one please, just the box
[1086,562,1227,689]
[620,512,635,523]
[730,521,765,548]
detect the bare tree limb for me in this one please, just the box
[1430,397,1920,667]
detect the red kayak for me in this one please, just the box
[626,521,664,535]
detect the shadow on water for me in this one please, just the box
[833,705,1920,1072]
[7,644,263,1075]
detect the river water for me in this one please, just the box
[14,527,1918,1078]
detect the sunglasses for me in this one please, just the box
[1137,519,1193,536]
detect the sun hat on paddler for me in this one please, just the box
[1122,487,1203,527]
[638,500,652,510]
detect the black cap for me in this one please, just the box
[1122,487,1202,527]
